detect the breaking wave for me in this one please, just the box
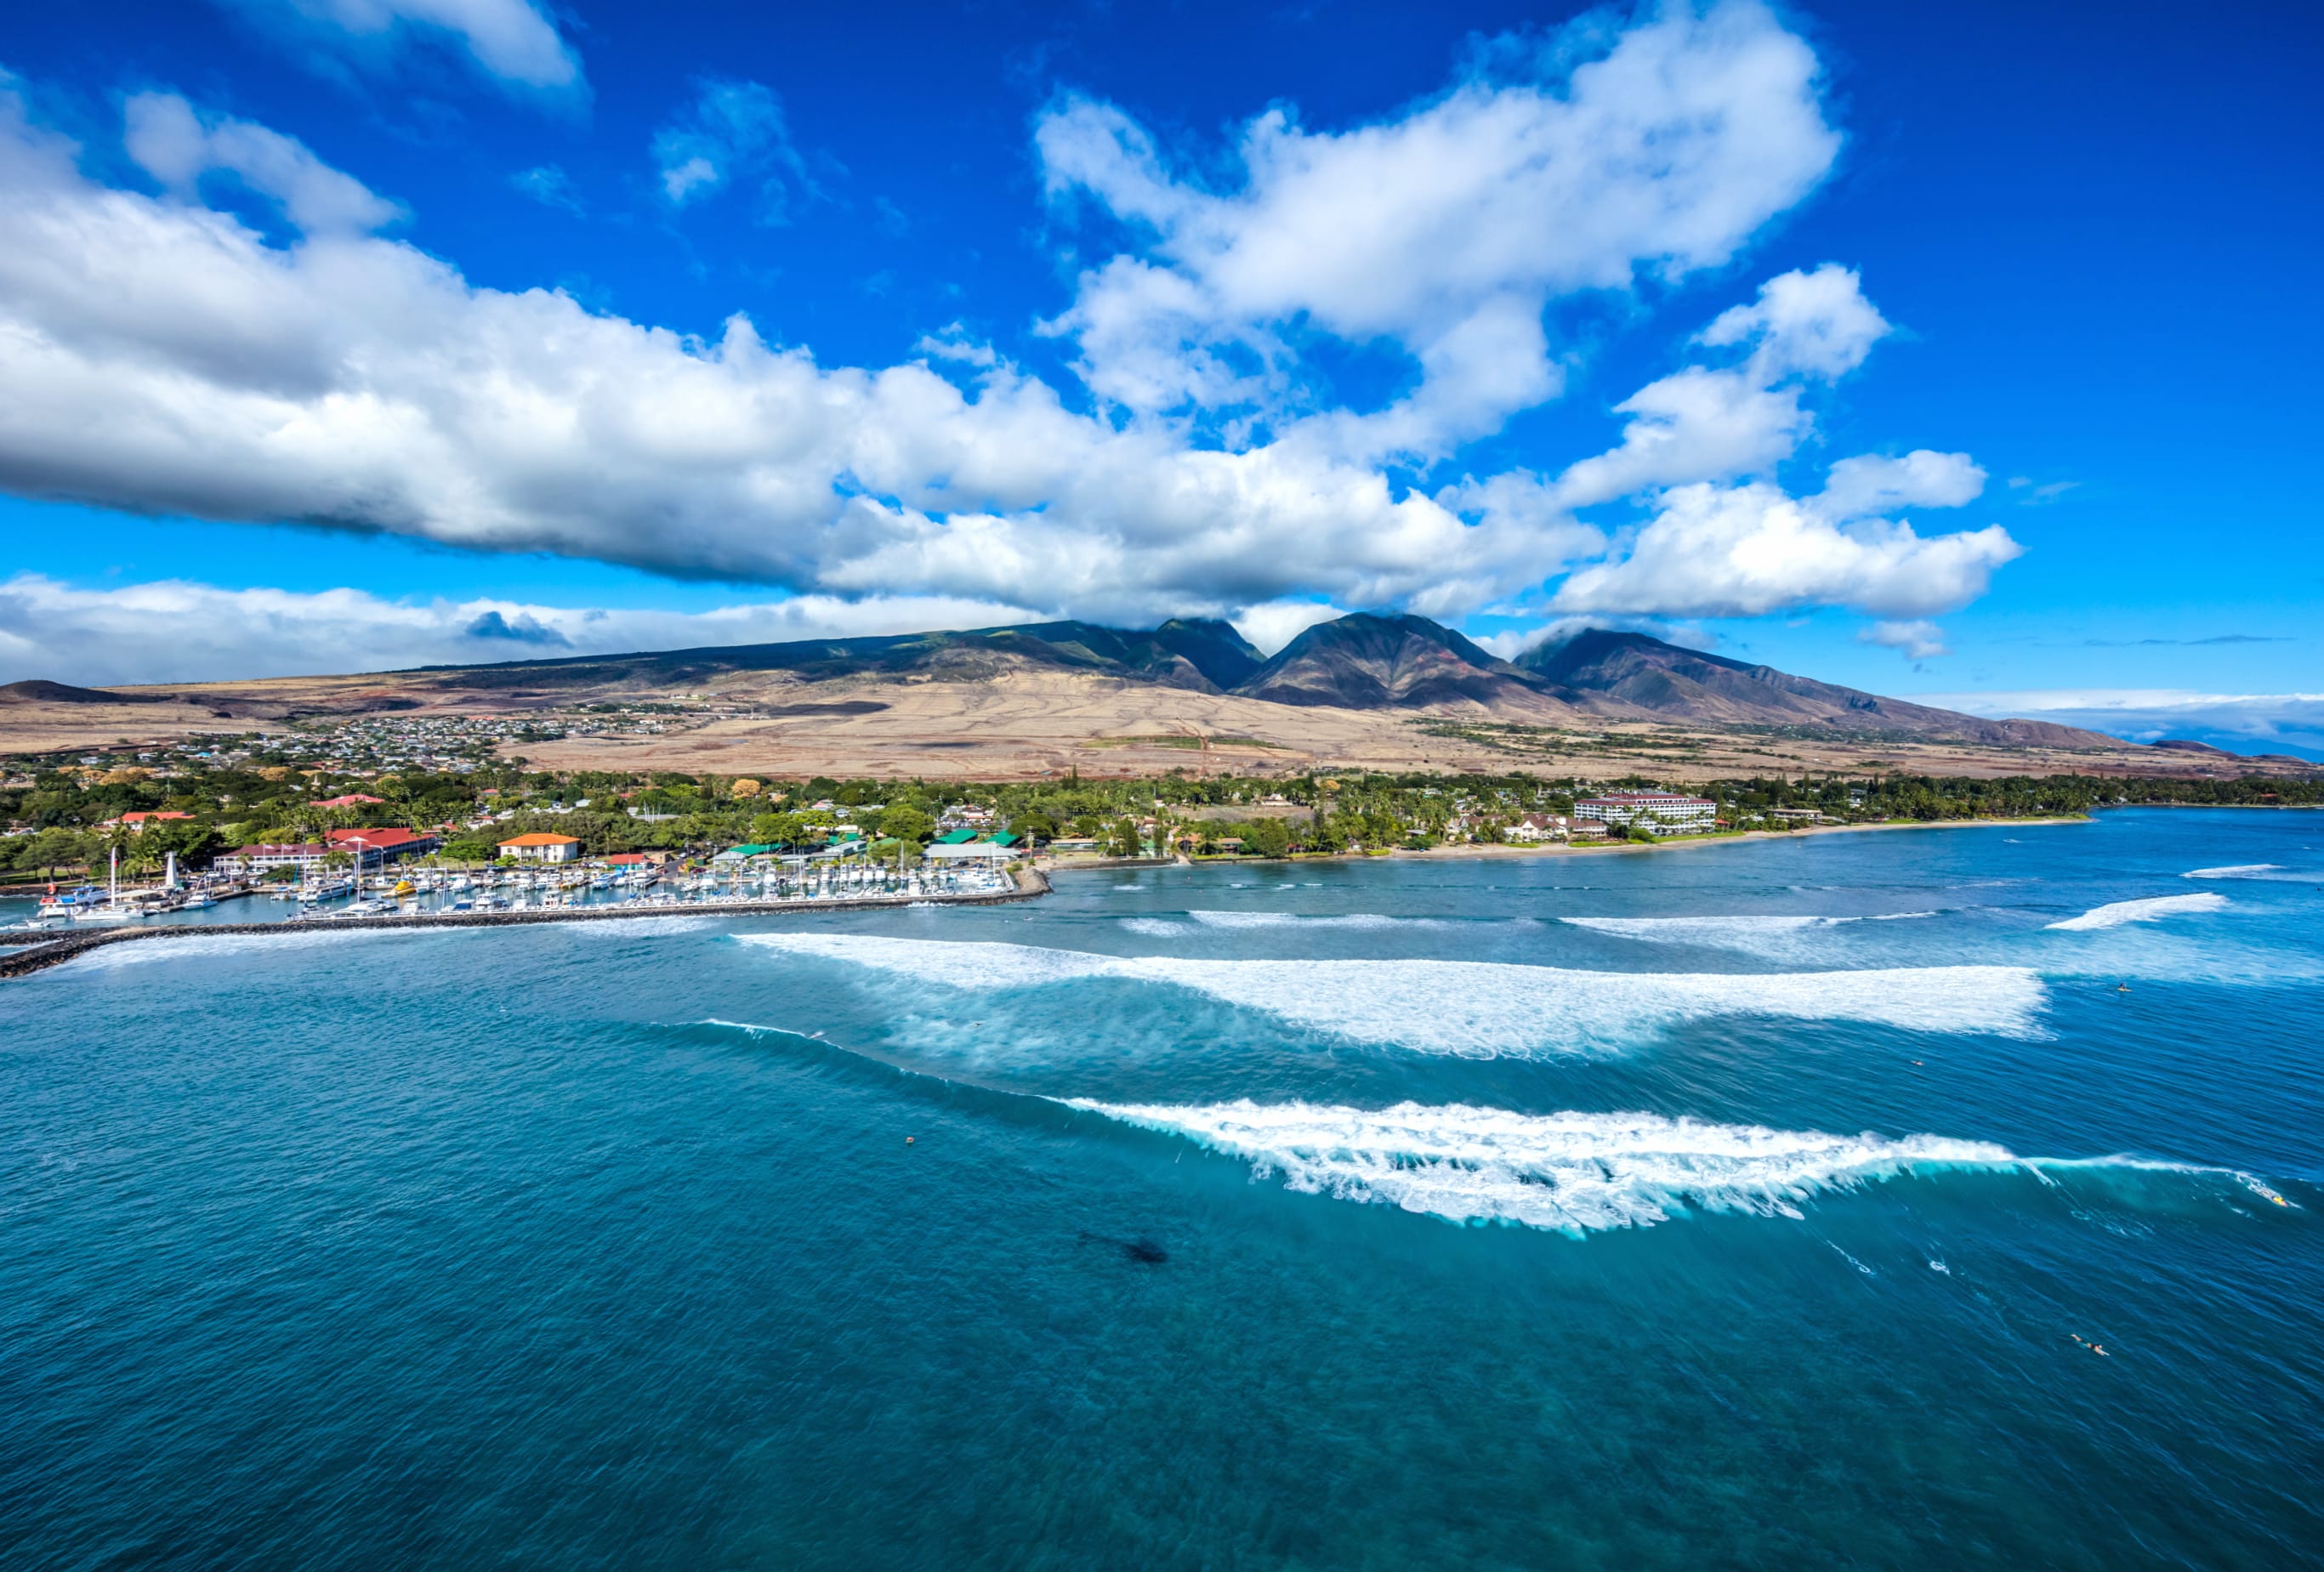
[1063,1099,2291,1234]
[1186,910,1435,930]
[1062,1100,1988,1232]
[1560,912,1937,956]
[53,926,433,970]
[2184,864,2307,882]
[562,915,720,936]
[688,1024,2298,1234]
[2047,893,2228,931]
[742,934,2046,1054]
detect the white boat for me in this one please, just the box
[37,884,106,920]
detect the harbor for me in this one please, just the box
[0,862,1048,978]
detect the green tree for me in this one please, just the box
[144,819,223,869]
[875,806,935,845]
[1243,818,1293,859]
[750,811,806,848]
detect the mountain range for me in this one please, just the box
[12,611,2315,770]
[363,610,2124,748]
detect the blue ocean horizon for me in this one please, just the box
[4,809,2320,1568]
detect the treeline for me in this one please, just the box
[4,751,2317,881]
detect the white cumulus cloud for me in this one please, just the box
[0,5,2039,676]
[1554,483,2021,619]
[1037,0,1839,455]
[1552,264,1887,508]
[1817,450,1986,518]
[1230,600,1349,656]
[125,91,402,232]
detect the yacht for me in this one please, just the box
[36,884,106,920]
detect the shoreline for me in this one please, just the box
[1401,814,2090,860]
[0,813,2120,974]
[1037,814,2092,875]
[0,865,1050,980]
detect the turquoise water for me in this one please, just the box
[3,809,2320,1568]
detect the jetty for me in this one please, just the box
[0,865,1050,980]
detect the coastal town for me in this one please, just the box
[3,717,2315,933]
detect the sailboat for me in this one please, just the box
[70,847,140,921]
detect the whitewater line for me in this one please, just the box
[2046,893,2227,931]
[1062,1098,2293,1234]
[743,933,2047,1053]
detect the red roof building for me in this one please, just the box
[107,811,196,832]
[325,826,440,864]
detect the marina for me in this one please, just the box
[0,861,1044,977]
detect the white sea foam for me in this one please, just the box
[1060,1098,2034,1233]
[1560,912,1937,958]
[2183,864,2310,882]
[1565,915,1832,939]
[1186,910,1429,930]
[50,926,436,971]
[2047,893,2228,931]
[742,934,2047,1053]
[1119,917,1189,937]
[565,915,719,936]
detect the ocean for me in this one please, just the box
[3,809,2319,1569]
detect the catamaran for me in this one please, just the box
[36,884,108,921]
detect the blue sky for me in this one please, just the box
[0,0,2317,755]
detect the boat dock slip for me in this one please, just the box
[0,866,1049,979]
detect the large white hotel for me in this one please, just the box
[1572,791,1719,835]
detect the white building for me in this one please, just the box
[1506,814,1568,843]
[498,832,582,862]
[1573,792,1718,836]
[213,842,330,876]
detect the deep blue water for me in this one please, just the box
[3,809,2321,1569]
